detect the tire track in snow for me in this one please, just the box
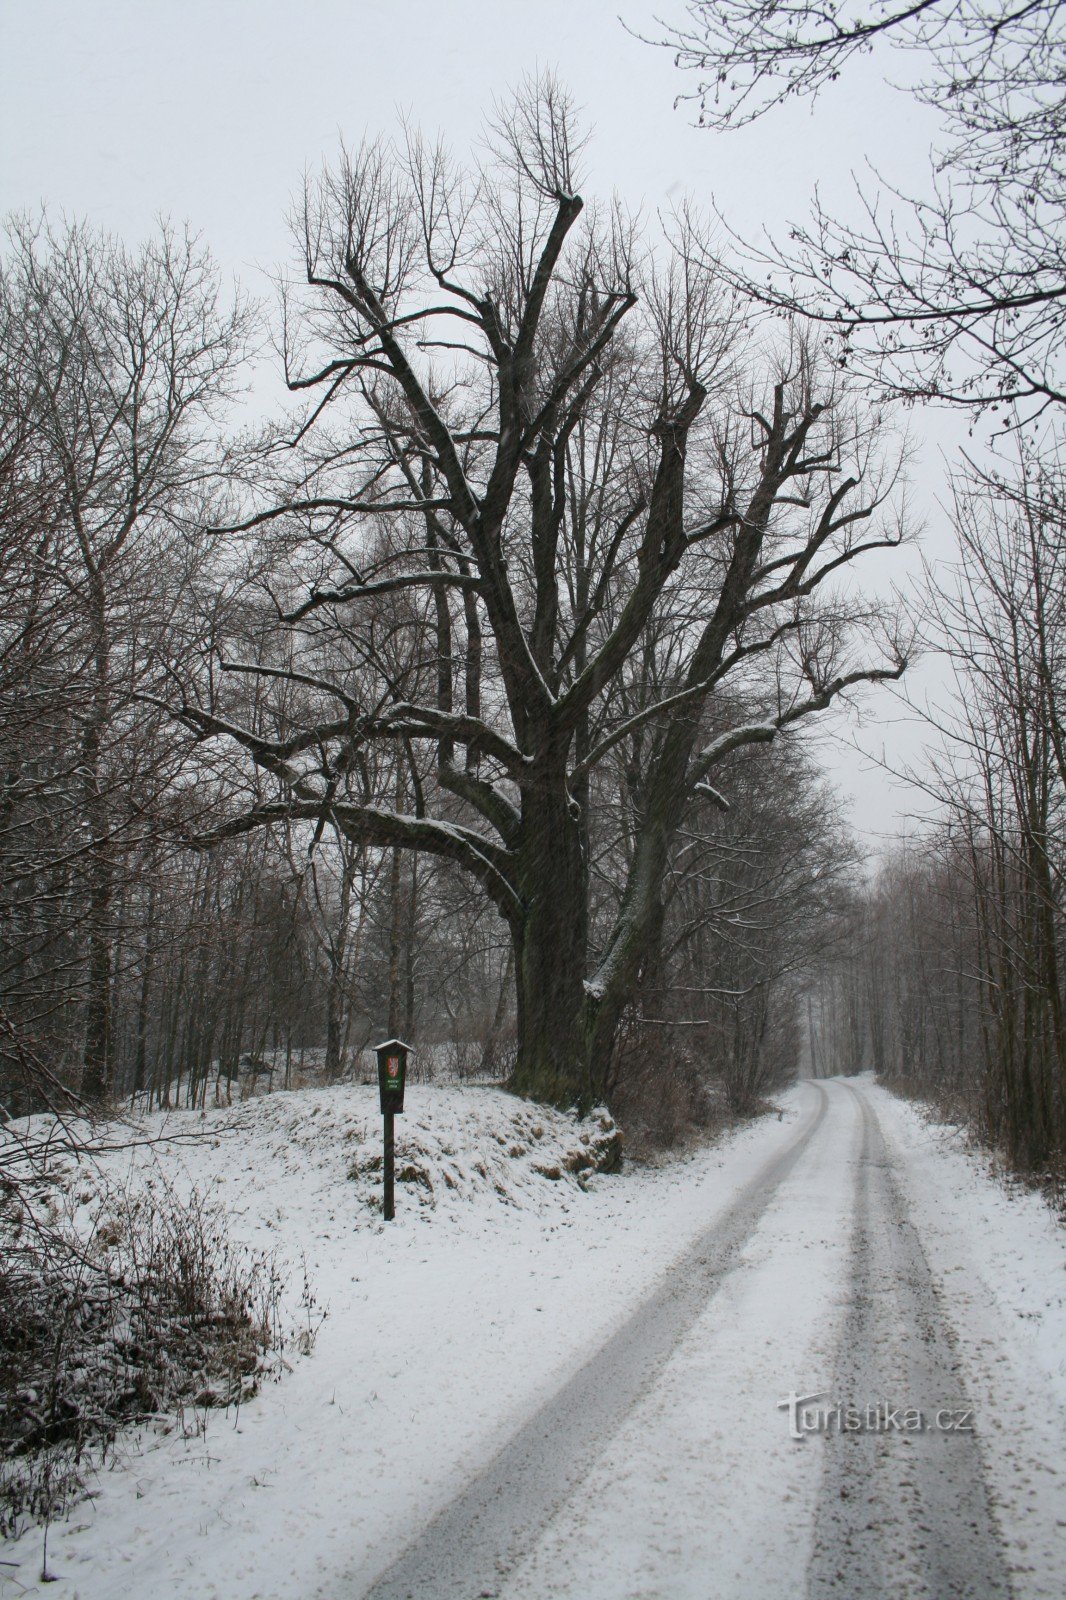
[807,1081,1012,1600]
[353,1082,829,1600]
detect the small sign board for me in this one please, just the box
[375,1038,410,1114]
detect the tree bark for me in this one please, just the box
[80,575,113,1102]
[509,782,592,1105]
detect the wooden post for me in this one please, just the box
[383,1108,395,1221]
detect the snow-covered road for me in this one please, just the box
[6,1076,1065,1600]
[807,1083,1008,1600]
[359,1079,1062,1600]
[360,1080,833,1600]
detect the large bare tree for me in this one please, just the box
[183,83,908,1106]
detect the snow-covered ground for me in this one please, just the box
[865,1082,1066,1598]
[0,1084,808,1598]
[1,1076,1064,1599]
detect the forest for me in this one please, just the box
[2,1,1065,1176]
[2,4,1066,1584]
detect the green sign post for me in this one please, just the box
[375,1039,410,1221]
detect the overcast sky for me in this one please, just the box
[0,0,966,856]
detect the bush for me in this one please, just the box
[0,1175,284,1539]
[607,1020,729,1155]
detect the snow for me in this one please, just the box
[863,1081,1066,1600]
[696,721,776,768]
[498,1085,855,1599]
[3,1076,1065,1599]
[0,1083,814,1599]
[492,1079,1066,1600]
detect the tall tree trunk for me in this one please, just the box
[81,575,112,1101]
[386,843,403,1040]
[479,943,515,1077]
[509,784,593,1105]
[324,843,354,1080]
[807,992,820,1079]
[132,880,156,1098]
[386,767,407,1040]
[403,855,417,1042]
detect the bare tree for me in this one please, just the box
[922,448,1066,1160]
[814,444,1066,1168]
[178,82,908,1107]
[0,216,249,1101]
[614,728,858,1126]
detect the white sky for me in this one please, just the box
[0,0,969,856]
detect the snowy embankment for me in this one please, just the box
[1,1083,795,1599]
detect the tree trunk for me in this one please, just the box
[132,881,156,1098]
[322,834,356,1080]
[82,893,113,1100]
[509,786,594,1106]
[479,944,515,1077]
[386,843,403,1040]
[80,575,113,1102]
[403,854,417,1042]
